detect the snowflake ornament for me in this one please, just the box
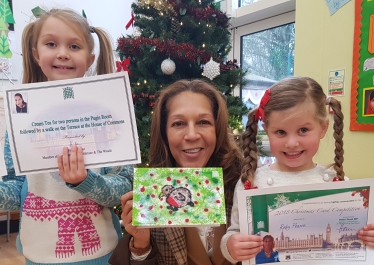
[203,57,220,80]
[132,27,142,38]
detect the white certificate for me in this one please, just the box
[238,178,374,265]
[3,72,141,175]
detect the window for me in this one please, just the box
[229,5,295,162]
[241,22,295,111]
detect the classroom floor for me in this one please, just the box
[0,233,25,265]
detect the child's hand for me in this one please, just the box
[121,191,151,248]
[227,234,263,261]
[358,223,374,248]
[58,145,87,185]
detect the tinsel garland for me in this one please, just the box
[170,2,229,26]
[117,37,215,63]
[132,92,156,107]
[137,0,228,26]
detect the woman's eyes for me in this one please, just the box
[171,121,184,127]
[171,120,213,127]
[198,119,212,125]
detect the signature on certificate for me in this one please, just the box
[337,223,356,233]
[62,134,86,139]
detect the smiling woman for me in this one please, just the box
[165,91,216,168]
[14,93,27,113]
[109,79,243,265]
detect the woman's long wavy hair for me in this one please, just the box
[149,79,243,224]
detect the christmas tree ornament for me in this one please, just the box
[171,18,181,35]
[138,0,176,16]
[203,57,220,80]
[161,58,176,75]
[132,27,142,38]
[116,58,132,75]
[126,12,135,30]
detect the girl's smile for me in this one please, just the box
[32,17,94,81]
[264,101,329,172]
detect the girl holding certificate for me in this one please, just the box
[221,76,374,263]
[0,8,133,265]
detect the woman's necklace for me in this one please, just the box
[264,251,272,258]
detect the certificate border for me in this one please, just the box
[4,72,140,174]
[238,178,374,265]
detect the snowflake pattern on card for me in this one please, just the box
[269,194,292,210]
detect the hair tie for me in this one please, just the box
[31,6,47,18]
[254,89,271,122]
[89,26,95,33]
[244,180,258,190]
[325,96,332,105]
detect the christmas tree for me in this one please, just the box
[116,0,248,166]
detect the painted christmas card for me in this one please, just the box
[132,167,226,227]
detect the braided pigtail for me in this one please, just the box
[326,97,345,180]
[240,108,259,186]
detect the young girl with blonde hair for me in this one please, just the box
[0,8,133,265]
[221,76,374,263]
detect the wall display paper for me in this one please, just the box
[351,0,374,130]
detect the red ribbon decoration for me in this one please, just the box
[254,89,271,122]
[116,58,132,76]
[244,180,258,190]
[125,12,135,30]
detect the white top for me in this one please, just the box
[220,164,342,264]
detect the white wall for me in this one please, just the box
[6,0,133,84]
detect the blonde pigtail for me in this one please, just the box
[240,108,259,185]
[92,27,115,75]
